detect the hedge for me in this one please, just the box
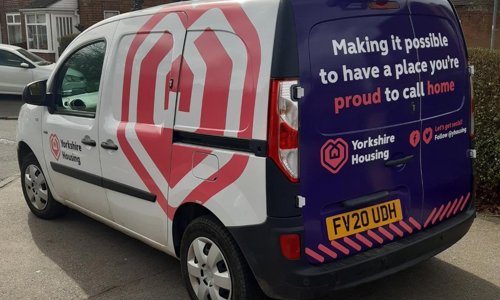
[468,48,500,213]
[58,33,80,56]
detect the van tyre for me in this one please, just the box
[21,153,67,219]
[180,216,264,300]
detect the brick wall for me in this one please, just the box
[0,0,34,47]
[456,8,500,49]
[78,0,169,29]
[33,52,56,62]
[1,1,169,45]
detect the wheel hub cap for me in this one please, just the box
[24,164,48,210]
[187,237,232,300]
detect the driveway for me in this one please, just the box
[0,94,23,119]
[0,95,23,182]
[0,178,498,300]
[0,119,19,182]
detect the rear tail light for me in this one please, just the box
[268,79,299,182]
[279,234,301,260]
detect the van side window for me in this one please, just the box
[53,41,106,117]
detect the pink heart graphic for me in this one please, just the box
[423,127,433,144]
[321,138,349,174]
[115,7,261,220]
[49,134,61,161]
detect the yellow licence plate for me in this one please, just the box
[325,199,403,240]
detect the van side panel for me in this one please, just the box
[173,30,252,137]
[99,9,185,250]
[99,0,279,255]
[168,145,267,226]
[169,0,280,228]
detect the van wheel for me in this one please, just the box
[21,153,67,219]
[180,216,263,300]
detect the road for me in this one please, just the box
[0,178,498,300]
[0,94,23,119]
[0,96,499,299]
[0,95,23,182]
[0,120,19,182]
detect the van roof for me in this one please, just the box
[82,0,255,34]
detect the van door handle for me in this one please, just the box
[385,155,414,168]
[343,191,390,208]
[81,135,96,147]
[101,139,119,151]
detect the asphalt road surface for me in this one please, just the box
[0,179,498,300]
[0,120,19,182]
[0,94,23,119]
[0,95,23,181]
[0,96,499,299]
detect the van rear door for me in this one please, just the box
[290,0,472,264]
[409,1,473,233]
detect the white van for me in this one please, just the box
[17,0,475,299]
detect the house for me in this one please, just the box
[0,0,168,62]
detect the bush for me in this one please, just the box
[468,48,500,213]
[58,33,80,56]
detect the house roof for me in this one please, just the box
[26,0,61,9]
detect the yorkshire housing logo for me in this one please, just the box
[321,138,349,174]
[49,134,61,161]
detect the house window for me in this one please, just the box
[25,13,49,50]
[6,13,22,45]
[103,11,120,19]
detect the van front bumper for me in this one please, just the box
[228,204,475,300]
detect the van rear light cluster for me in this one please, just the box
[268,79,299,182]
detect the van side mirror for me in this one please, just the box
[20,62,30,68]
[23,80,47,105]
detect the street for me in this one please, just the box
[0,178,498,300]
[0,95,23,183]
[0,97,499,300]
[0,119,20,183]
[0,94,23,119]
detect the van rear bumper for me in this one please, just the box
[228,205,475,300]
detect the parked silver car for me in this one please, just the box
[0,44,54,95]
